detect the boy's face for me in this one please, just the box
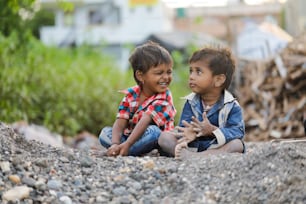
[140,63,173,95]
[189,60,216,95]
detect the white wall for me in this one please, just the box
[40,0,173,46]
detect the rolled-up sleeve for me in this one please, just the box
[213,103,245,144]
[145,99,176,131]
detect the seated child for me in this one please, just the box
[158,46,245,159]
[99,41,176,156]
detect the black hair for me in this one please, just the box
[129,41,173,85]
[189,47,235,89]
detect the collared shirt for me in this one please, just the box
[117,85,176,136]
[179,90,245,149]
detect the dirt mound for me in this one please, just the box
[0,122,305,203]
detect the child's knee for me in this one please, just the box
[158,132,167,146]
[223,139,244,153]
[99,127,112,147]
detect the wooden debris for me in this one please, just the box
[237,32,306,141]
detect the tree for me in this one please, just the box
[0,0,36,45]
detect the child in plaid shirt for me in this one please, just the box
[99,41,176,156]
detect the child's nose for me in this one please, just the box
[163,72,171,79]
[189,72,195,80]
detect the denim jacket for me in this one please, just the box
[179,90,245,149]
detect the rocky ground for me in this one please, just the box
[0,122,306,204]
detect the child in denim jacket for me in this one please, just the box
[158,47,245,159]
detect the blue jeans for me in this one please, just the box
[99,125,161,156]
[188,138,216,152]
[188,138,246,153]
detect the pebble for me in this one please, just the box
[2,185,32,201]
[47,179,62,190]
[0,161,10,173]
[59,195,72,204]
[22,176,37,187]
[8,175,21,184]
[0,122,305,203]
[80,156,94,167]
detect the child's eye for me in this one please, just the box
[195,68,202,75]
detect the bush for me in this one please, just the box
[0,34,191,136]
[0,34,133,136]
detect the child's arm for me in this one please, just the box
[118,113,152,156]
[107,118,127,156]
[190,112,217,137]
[175,120,198,143]
[111,118,127,144]
[192,103,245,147]
[214,105,245,143]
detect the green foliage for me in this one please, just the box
[0,32,194,136]
[57,1,75,12]
[28,9,55,38]
[0,1,201,136]
[0,34,132,136]
[0,0,36,44]
[170,47,195,122]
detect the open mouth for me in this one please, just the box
[159,82,168,87]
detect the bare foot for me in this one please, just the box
[175,141,193,160]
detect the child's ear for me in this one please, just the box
[214,74,226,88]
[135,70,144,83]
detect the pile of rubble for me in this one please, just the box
[237,32,306,141]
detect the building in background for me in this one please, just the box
[166,0,285,42]
[39,0,173,69]
[39,0,306,69]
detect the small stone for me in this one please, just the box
[80,156,94,167]
[8,174,21,184]
[143,160,155,169]
[22,176,36,187]
[0,161,10,173]
[35,178,47,190]
[96,195,109,203]
[2,185,32,201]
[47,179,62,190]
[113,186,128,196]
[60,195,72,204]
[59,157,70,163]
[34,158,49,168]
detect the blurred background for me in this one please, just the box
[1,0,305,149]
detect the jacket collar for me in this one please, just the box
[182,89,235,105]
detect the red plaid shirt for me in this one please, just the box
[117,85,176,136]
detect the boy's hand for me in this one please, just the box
[118,142,131,156]
[107,144,121,156]
[175,120,197,144]
[107,142,130,156]
[191,112,217,137]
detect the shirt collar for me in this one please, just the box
[119,85,170,106]
[118,85,141,95]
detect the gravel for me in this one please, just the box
[0,122,305,203]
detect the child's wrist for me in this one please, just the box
[125,140,133,147]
